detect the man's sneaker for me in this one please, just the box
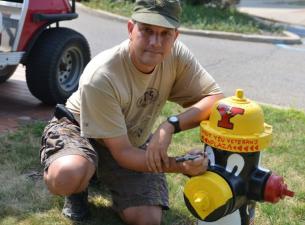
[62,189,89,221]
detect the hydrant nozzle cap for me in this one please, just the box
[264,173,294,203]
[184,171,233,220]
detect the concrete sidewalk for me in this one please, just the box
[237,0,305,27]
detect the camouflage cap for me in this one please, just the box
[131,0,182,29]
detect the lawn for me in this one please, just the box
[82,0,283,34]
[0,102,304,225]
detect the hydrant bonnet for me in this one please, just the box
[200,89,272,152]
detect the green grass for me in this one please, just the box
[82,0,282,34]
[0,103,304,225]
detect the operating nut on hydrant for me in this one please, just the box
[193,191,210,211]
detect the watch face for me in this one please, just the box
[169,116,178,122]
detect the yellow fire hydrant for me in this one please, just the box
[183,89,294,225]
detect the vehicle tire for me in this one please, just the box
[0,65,17,83]
[26,27,91,105]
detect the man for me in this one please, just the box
[40,0,224,224]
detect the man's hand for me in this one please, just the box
[145,122,174,173]
[177,149,208,177]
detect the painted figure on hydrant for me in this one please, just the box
[183,89,294,225]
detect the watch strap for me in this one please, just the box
[167,116,181,134]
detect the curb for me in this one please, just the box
[76,3,302,45]
[178,28,301,45]
[244,14,305,38]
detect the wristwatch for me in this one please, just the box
[167,115,181,134]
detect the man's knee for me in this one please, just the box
[44,155,95,195]
[120,205,162,225]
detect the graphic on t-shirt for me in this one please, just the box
[137,88,159,107]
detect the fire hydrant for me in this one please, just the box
[183,89,294,225]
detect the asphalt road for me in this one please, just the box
[64,7,305,110]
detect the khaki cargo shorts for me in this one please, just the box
[40,117,169,211]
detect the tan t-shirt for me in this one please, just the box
[66,40,222,147]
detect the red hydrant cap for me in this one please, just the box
[264,173,294,203]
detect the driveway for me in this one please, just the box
[0,66,53,133]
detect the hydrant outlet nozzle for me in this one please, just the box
[264,173,294,203]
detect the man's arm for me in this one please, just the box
[178,93,224,130]
[146,93,224,172]
[99,135,208,176]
